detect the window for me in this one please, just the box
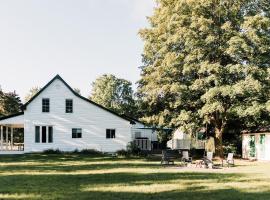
[72,128,82,138]
[35,126,40,143]
[42,126,47,143]
[42,98,50,112]
[35,126,53,143]
[66,99,73,113]
[48,126,53,143]
[135,132,141,139]
[106,129,115,139]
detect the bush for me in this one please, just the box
[127,141,141,155]
[116,149,128,157]
[43,149,62,154]
[79,149,103,155]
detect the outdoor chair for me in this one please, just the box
[222,153,234,167]
[202,152,214,168]
[181,151,192,164]
[161,150,180,165]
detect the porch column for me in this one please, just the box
[11,127,13,151]
[0,126,3,151]
[6,126,8,150]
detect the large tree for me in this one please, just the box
[90,74,136,117]
[0,89,22,117]
[138,0,270,157]
[24,87,41,102]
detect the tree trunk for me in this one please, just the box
[214,127,224,159]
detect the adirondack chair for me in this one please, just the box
[203,152,214,168]
[181,151,192,163]
[222,153,234,167]
[161,150,180,165]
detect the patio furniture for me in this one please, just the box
[181,150,192,164]
[202,152,213,168]
[161,150,180,165]
[195,160,204,168]
[222,153,234,167]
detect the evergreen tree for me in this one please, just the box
[0,90,22,117]
[138,0,270,157]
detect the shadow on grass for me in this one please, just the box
[0,154,269,200]
[0,172,269,200]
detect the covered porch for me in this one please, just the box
[0,113,24,154]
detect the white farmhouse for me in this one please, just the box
[0,75,157,154]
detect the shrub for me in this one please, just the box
[127,141,141,155]
[43,149,62,154]
[116,149,128,157]
[79,149,103,155]
[72,149,79,154]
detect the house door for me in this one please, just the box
[258,134,266,160]
[249,135,256,158]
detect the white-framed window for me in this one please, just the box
[42,98,50,112]
[72,128,82,138]
[66,99,73,113]
[106,129,115,139]
[35,126,53,143]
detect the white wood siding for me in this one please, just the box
[242,133,270,161]
[24,79,133,153]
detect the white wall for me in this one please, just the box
[24,79,133,153]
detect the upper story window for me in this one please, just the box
[72,128,82,138]
[42,98,50,113]
[66,99,73,113]
[106,129,115,139]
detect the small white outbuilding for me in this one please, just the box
[242,131,270,161]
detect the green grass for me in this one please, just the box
[0,154,269,200]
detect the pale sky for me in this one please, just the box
[0,0,155,101]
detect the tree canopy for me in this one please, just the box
[24,87,41,102]
[90,74,136,117]
[138,0,270,156]
[0,88,22,117]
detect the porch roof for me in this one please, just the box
[0,112,24,126]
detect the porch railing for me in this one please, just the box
[171,139,205,150]
[0,143,24,151]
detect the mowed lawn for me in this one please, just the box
[0,154,270,200]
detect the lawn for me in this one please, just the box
[0,154,269,200]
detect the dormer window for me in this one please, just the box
[66,99,73,113]
[42,98,50,112]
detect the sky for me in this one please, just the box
[0,0,155,101]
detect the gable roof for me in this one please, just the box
[22,74,136,124]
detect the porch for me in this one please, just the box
[0,113,24,153]
[0,125,24,152]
